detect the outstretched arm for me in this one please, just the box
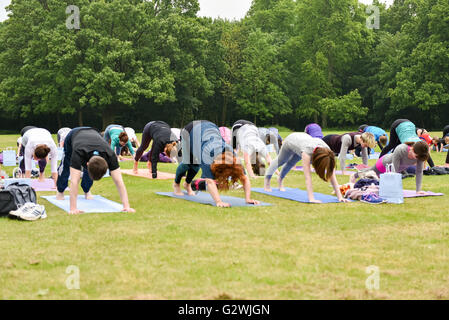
[241,175,260,205]
[243,152,256,178]
[206,178,230,207]
[110,168,135,212]
[302,153,319,203]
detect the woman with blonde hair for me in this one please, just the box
[173,120,260,207]
[264,132,348,203]
[322,132,376,175]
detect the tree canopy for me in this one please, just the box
[0,0,447,132]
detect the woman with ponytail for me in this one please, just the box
[264,132,348,203]
[19,127,58,187]
[133,121,179,179]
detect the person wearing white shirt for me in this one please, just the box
[19,127,58,187]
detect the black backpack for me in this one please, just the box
[0,183,37,216]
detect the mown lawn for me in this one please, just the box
[0,130,448,300]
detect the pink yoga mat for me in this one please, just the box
[403,190,444,198]
[121,169,175,180]
[294,166,352,176]
[31,179,57,191]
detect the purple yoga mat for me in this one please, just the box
[403,190,444,198]
[31,179,57,191]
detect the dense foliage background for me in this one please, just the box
[0,0,447,132]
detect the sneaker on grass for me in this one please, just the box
[360,193,386,204]
[8,202,37,218]
[18,204,46,221]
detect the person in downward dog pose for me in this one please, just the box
[235,123,276,178]
[264,132,348,203]
[103,124,135,159]
[57,127,72,148]
[350,141,429,194]
[56,127,135,214]
[19,126,58,186]
[322,132,376,175]
[133,121,178,179]
[380,119,435,168]
[358,125,388,151]
[173,120,259,208]
[258,127,281,155]
[124,127,140,149]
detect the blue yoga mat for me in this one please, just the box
[41,195,123,213]
[252,187,349,204]
[156,192,272,207]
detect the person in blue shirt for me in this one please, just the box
[173,120,260,208]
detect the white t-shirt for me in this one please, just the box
[171,128,181,141]
[57,127,71,143]
[236,124,267,158]
[124,127,138,142]
[22,128,58,173]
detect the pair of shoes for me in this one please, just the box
[9,202,47,221]
[360,193,386,204]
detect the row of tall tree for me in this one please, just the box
[0,0,447,132]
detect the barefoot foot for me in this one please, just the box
[85,192,94,200]
[173,183,183,196]
[184,182,195,195]
[56,192,65,200]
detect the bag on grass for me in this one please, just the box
[379,164,403,204]
[0,182,37,216]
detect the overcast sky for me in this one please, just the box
[0,0,394,22]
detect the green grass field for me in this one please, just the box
[1,130,448,300]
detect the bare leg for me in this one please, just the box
[264,177,272,192]
[184,182,195,196]
[278,177,286,191]
[173,182,183,196]
[56,192,65,200]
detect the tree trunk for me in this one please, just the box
[102,107,115,130]
[221,97,228,126]
[322,113,328,129]
[78,110,83,126]
[57,113,62,129]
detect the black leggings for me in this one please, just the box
[379,119,408,157]
[381,119,435,167]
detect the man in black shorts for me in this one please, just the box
[56,127,135,214]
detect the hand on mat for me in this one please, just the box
[122,207,135,213]
[309,199,322,204]
[132,168,138,174]
[416,191,427,195]
[338,198,350,203]
[69,209,84,215]
[216,201,231,208]
[246,199,260,205]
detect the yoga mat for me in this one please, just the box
[122,169,175,180]
[403,190,444,198]
[294,166,352,176]
[156,192,272,207]
[31,178,56,191]
[252,187,349,204]
[41,195,123,213]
